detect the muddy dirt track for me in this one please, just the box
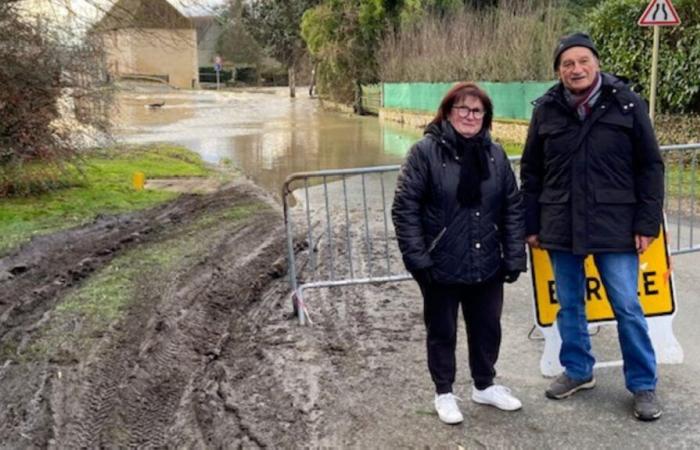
[2,180,700,448]
[0,181,298,447]
[0,180,434,448]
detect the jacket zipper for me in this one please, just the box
[428,227,447,253]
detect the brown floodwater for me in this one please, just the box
[114,86,423,195]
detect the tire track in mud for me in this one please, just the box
[303,221,426,444]
[1,179,431,447]
[189,278,426,447]
[55,210,288,447]
[0,183,292,448]
[0,188,249,352]
[187,215,426,447]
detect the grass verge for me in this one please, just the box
[19,201,264,362]
[500,141,523,156]
[0,144,215,256]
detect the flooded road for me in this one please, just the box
[114,86,422,194]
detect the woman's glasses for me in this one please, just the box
[452,106,485,119]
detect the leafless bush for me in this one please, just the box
[378,0,567,82]
[655,114,700,146]
[0,0,112,196]
[0,0,220,196]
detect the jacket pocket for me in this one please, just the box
[538,121,568,137]
[427,227,447,253]
[598,112,633,129]
[595,189,636,204]
[538,189,570,204]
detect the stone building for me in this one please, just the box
[92,0,198,89]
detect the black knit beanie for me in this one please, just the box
[553,32,599,70]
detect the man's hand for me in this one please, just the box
[526,234,541,249]
[635,234,655,254]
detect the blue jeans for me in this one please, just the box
[548,250,657,392]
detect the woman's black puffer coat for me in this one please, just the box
[391,121,526,285]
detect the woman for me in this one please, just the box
[391,82,526,425]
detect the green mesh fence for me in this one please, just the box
[382,81,556,121]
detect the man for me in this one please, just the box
[520,32,664,421]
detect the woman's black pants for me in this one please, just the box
[419,280,504,394]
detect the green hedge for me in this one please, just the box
[587,0,700,113]
[199,67,233,83]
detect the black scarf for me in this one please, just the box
[449,123,491,207]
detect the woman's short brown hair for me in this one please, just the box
[428,82,493,131]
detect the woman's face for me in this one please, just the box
[448,95,484,138]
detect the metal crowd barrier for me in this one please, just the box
[282,165,409,325]
[662,143,699,255]
[283,144,700,324]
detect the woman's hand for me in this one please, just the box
[412,267,434,286]
[503,271,520,284]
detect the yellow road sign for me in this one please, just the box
[530,225,675,327]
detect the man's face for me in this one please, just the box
[558,47,600,94]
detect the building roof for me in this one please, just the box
[92,0,193,31]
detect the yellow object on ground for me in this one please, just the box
[132,171,146,191]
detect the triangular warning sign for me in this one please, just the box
[638,0,681,26]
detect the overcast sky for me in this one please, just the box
[176,0,227,17]
[61,0,227,20]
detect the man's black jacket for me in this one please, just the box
[520,72,664,255]
[392,121,526,285]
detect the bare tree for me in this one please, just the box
[0,0,219,196]
[0,0,112,195]
[240,0,319,97]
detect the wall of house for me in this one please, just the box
[102,28,199,89]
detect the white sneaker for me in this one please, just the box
[434,393,464,424]
[471,385,522,411]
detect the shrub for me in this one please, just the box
[302,1,387,105]
[587,0,700,114]
[198,67,234,83]
[235,66,258,83]
[655,114,700,144]
[0,2,112,196]
[0,5,63,170]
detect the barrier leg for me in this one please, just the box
[539,324,565,377]
[292,290,306,326]
[647,315,684,364]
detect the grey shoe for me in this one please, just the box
[545,374,596,399]
[634,390,662,421]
